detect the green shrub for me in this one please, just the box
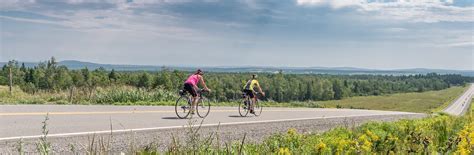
[158,102,474,154]
[94,87,178,104]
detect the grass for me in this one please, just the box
[155,98,474,154]
[36,114,50,155]
[222,86,466,113]
[0,86,49,104]
[243,108,473,154]
[0,85,467,113]
[316,86,466,113]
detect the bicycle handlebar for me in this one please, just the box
[199,89,210,92]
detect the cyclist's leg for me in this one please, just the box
[190,85,200,114]
[191,96,199,114]
[184,83,199,114]
[249,91,256,113]
[244,90,253,106]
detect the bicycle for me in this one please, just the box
[239,92,263,117]
[175,89,211,119]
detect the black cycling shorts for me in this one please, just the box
[243,89,255,98]
[184,83,198,97]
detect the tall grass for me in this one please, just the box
[0,85,178,105]
[36,114,50,155]
[159,99,474,154]
[0,85,467,114]
[94,87,177,104]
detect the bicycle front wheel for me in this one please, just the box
[239,98,250,117]
[175,96,191,119]
[253,99,263,116]
[197,97,211,118]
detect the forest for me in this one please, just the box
[1,58,472,104]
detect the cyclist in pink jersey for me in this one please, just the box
[183,69,210,114]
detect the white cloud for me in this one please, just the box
[296,0,365,9]
[445,41,474,47]
[381,27,408,32]
[0,15,64,26]
[427,34,474,48]
[0,0,35,9]
[65,0,191,5]
[1,8,210,42]
[296,0,454,7]
[296,0,473,23]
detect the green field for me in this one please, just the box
[316,86,466,113]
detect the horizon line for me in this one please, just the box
[1,59,473,72]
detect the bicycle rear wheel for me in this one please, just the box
[239,98,250,117]
[175,96,191,119]
[253,99,262,116]
[197,97,210,118]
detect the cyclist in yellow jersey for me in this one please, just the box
[243,74,265,114]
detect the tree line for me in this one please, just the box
[1,58,472,103]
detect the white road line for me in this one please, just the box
[0,113,420,141]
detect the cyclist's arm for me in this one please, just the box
[256,81,264,94]
[199,75,210,90]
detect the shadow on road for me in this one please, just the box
[161,116,181,120]
[228,115,248,118]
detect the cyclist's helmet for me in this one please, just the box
[196,69,204,75]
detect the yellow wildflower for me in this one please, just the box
[315,141,327,152]
[455,123,474,155]
[287,128,297,136]
[358,135,372,152]
[278,147,291,155]
[336,139,348,153]
[366,130,379,141]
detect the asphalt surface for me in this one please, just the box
[443,83,474,116]
[0,106,419,140]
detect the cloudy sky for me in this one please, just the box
[0,0,473,70]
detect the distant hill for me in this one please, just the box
[1,60,473,77]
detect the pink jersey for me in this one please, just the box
[185,74,200,86]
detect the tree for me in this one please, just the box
[54,66,73,90]
[332,80,344,100]
[21,82,36,94]
[154,71,173,90]
[108,69,118,83]
[1,57,471,103]
[69,70,85,103]
[137,72,151,89]
[20,63,26,72]
[321,80,334,100]
[47,57,57,69]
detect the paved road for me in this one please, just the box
[443,83,474,116]
[1,83,472,140]
[0,84,471,153]
[0,105,418,140]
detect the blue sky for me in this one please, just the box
[0,0,472,70]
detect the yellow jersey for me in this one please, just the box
[243,79,260,91]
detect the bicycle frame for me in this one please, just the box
[176,88,210,119]
[240,91,262,116]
